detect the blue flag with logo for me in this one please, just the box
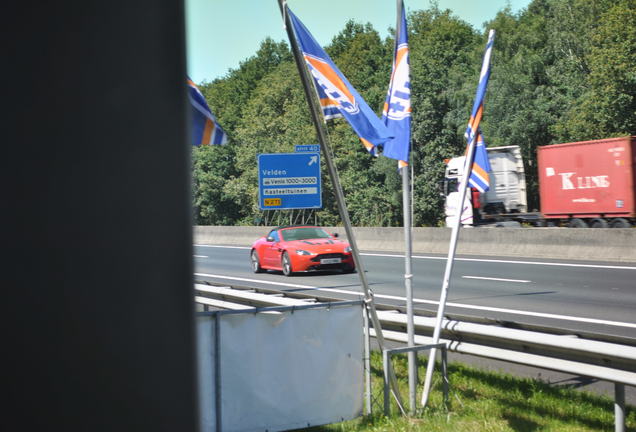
[381,0,411,167]
[464,30,495,192]
[288,8,392,154]
[187,77,227,146]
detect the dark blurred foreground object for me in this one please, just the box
[4,1,198,431]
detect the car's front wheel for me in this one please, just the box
[342,265,356,274]
[281,252,293,276]
[251,250,264,273]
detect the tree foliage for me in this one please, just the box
[192,0,636,226]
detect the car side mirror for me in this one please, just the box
[333,233,339,238]
[266,236,275,242]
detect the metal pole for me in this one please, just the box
[420,126,480,407]
[395,0,416,415]
[402,164,416,415]
[442,346,449,409]
[277,0,405,413]
[214,313,222,432]
[615,382,625,432]
[363,303,372,414]
[411,162,414,226]
[383,350,390,416]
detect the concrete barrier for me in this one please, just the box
[193,226,636,263]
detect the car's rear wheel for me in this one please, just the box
[281,252,293,276]
[251,250,264,273]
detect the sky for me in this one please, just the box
[186,0,532,84]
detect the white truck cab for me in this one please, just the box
[443,145,528,227]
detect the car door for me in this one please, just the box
[262,229,281,268]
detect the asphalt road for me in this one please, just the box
[193,244,636,341]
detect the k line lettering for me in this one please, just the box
[559,172,610,190]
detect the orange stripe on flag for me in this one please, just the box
[201,120,213,146]
[306,56,355,104]
[472,163,487,180]
[360,137,374,152]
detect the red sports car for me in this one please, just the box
[250,225,355,276]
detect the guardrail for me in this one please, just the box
[194,282,635,431]
[193,225,636,262]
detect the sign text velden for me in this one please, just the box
[258,153,322,210]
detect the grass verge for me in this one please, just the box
[299,351,635,432]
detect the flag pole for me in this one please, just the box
[420,29,494,407]
[401,162,416,414]
[277,0,405,414]
[419,128,478,407]
[395,0,416,415]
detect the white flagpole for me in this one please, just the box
[420,29,495,407]
[419,137,476,407]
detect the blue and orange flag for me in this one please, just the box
[381,0,411,167]
[464,30,495,192]
[287,8,392,154]
[187,77,228,146]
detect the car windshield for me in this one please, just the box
[281,227,331,241]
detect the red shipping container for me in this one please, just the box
[538,136,636,219]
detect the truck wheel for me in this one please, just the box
[590,218,608,228]
[568,218,588,228]
[610,218,631,228]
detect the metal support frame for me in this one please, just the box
[383,343,449,416]
[363,302,372,414]
[615,383,625,432]
[214,313,222,432]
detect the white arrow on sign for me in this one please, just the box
[308,155,318,166]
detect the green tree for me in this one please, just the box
[192,144,241,225]
[555,0,636,138]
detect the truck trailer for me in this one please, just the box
[443,136,636,228]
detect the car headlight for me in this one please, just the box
[296,249,316,256]
[344,246,352,253]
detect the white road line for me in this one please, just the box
[193,272,636,329]
[362,252,636,270]
[193,255,208,258]
[193,246,636,270]
[462,276,531,283]
[195,245,251,250]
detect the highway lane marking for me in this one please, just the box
[359,253,636,270]
[462,276,531,283]
[194,272,636,329]
[193,245,636,270]
[195,245,251,249]
[193,255,208,258]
